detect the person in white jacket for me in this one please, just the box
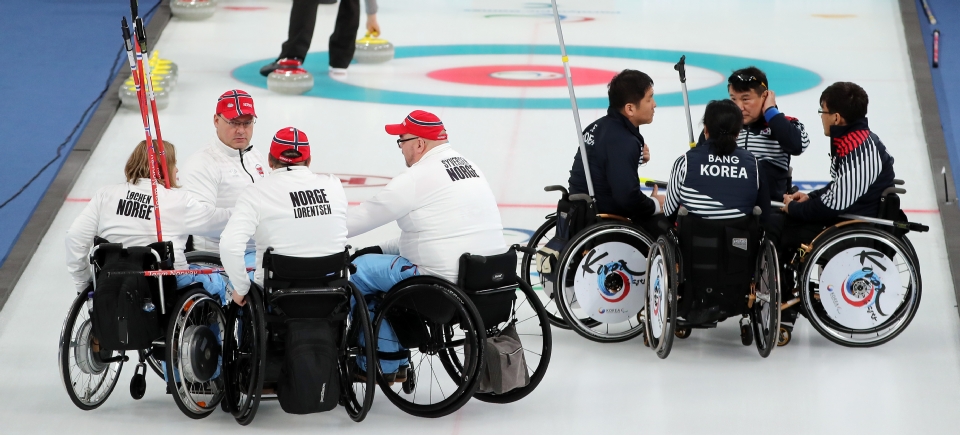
[348,110,507,379]
[65,140,232,300]
[179,89,268,254]
[219,127,348,307]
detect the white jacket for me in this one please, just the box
[179,137,268,252]
[220,166,348,295]
[65,180,231,292]
[347,144,506,283]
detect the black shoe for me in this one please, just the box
[260,57,302,77]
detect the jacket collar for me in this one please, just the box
[606,106,645,143]
[213,136,253,158]
[270,165,312,174]
[829,118,870,157]
[412,143,451,167]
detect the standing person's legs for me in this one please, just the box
[279,0,323,61]
[328,0,361,69]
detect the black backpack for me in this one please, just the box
[276,319,341,414]
[91,242,170,351]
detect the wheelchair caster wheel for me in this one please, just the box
[130,363,147,400]
[675,328,691,339]
[777,327,791,347]
[740,324,753,346]
[402,365,416,395]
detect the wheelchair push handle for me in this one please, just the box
[511,244,537,255]
[543,185,569,196]
[568,193,593,203]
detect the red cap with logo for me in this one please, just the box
[384,110,448,141]
[270,127,310,164]
[216,89,257,120]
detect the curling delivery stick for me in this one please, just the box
[122,18,164,242]
[674,55,695,148]
[134,16,171,187]
[550,0,595,197]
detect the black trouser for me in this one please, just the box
[764,211,832,327]
[279,0,360,68]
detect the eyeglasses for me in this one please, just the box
[397,136,419,148]
[817,109,835,115]
[728,74,768,89]
[219,114,256,128]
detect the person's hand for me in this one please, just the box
[642,143,651,164]
[232,290,246,306]
[366,14,380,36]
[651,185,666,214]
[350,245,383,262]
[762,90,777,113]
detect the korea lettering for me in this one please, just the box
[289,189,332,219]
[116,190,154,220]
[700,154,748,179]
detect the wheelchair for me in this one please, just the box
[643,206,781,359]
[522,185,653,343]
[59,240,225,418]
[214,247,376,425]
[778,180,927,347]
[369,245,552,418]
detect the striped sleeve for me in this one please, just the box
[818,137,883,211]
[663,155,686,217]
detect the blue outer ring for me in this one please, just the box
[233,45,821,109]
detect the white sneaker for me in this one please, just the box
[329,67,348,80]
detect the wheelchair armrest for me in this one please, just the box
[544,185,569,195]
[882,187,906,196]
[568,193,593,203]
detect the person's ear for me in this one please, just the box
[213,114,219,127]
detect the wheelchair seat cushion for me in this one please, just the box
[676,214,760,322]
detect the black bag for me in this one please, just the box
[477,322,529,394]
[276,319,341,414]
[91,246,162,351]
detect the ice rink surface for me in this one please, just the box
[1,1,958,433]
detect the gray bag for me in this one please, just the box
[477,322,530,394]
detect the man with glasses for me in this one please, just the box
[725,67,810,200]
[346,110,506,382]
[180,89,268,252]
[774,81,896,334]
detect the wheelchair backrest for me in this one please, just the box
[457,248,518,293]
[555,194,597,244]
[262,248,351,319]
[676,213,760,292]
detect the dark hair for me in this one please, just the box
[727,66,768,95]
[608,69,654,109]
[819,82,868,122]
[702,100,743,156]
[268,149,308,167]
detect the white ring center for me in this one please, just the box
[489,70,564,81]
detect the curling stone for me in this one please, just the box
[148,51,178,89]
[119,76,170,110]
[267,59,314,95]
[354,32,394,64]
[170,0,216,21]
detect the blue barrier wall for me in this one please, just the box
[0,0,160,267]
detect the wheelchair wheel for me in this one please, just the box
[222,287,266,425]
[455,279,553,404]
[799,225,921,347]
[59,290,125,410]
[341,283,376,422]
[520,218,598,330]
[166,287,226,419]
[374,278,485,418]
[751,238,781,358]
[556,222,652,343]
[644,235,677,359]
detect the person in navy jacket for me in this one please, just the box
[664,99,769,221]
[568,69,667,235]
[774,81,896,331]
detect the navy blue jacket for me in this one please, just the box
[788,119,895,221]
[568,107,656,219]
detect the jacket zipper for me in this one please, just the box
[238,148,255,183]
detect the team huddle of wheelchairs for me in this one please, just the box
[59,66,929,424]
